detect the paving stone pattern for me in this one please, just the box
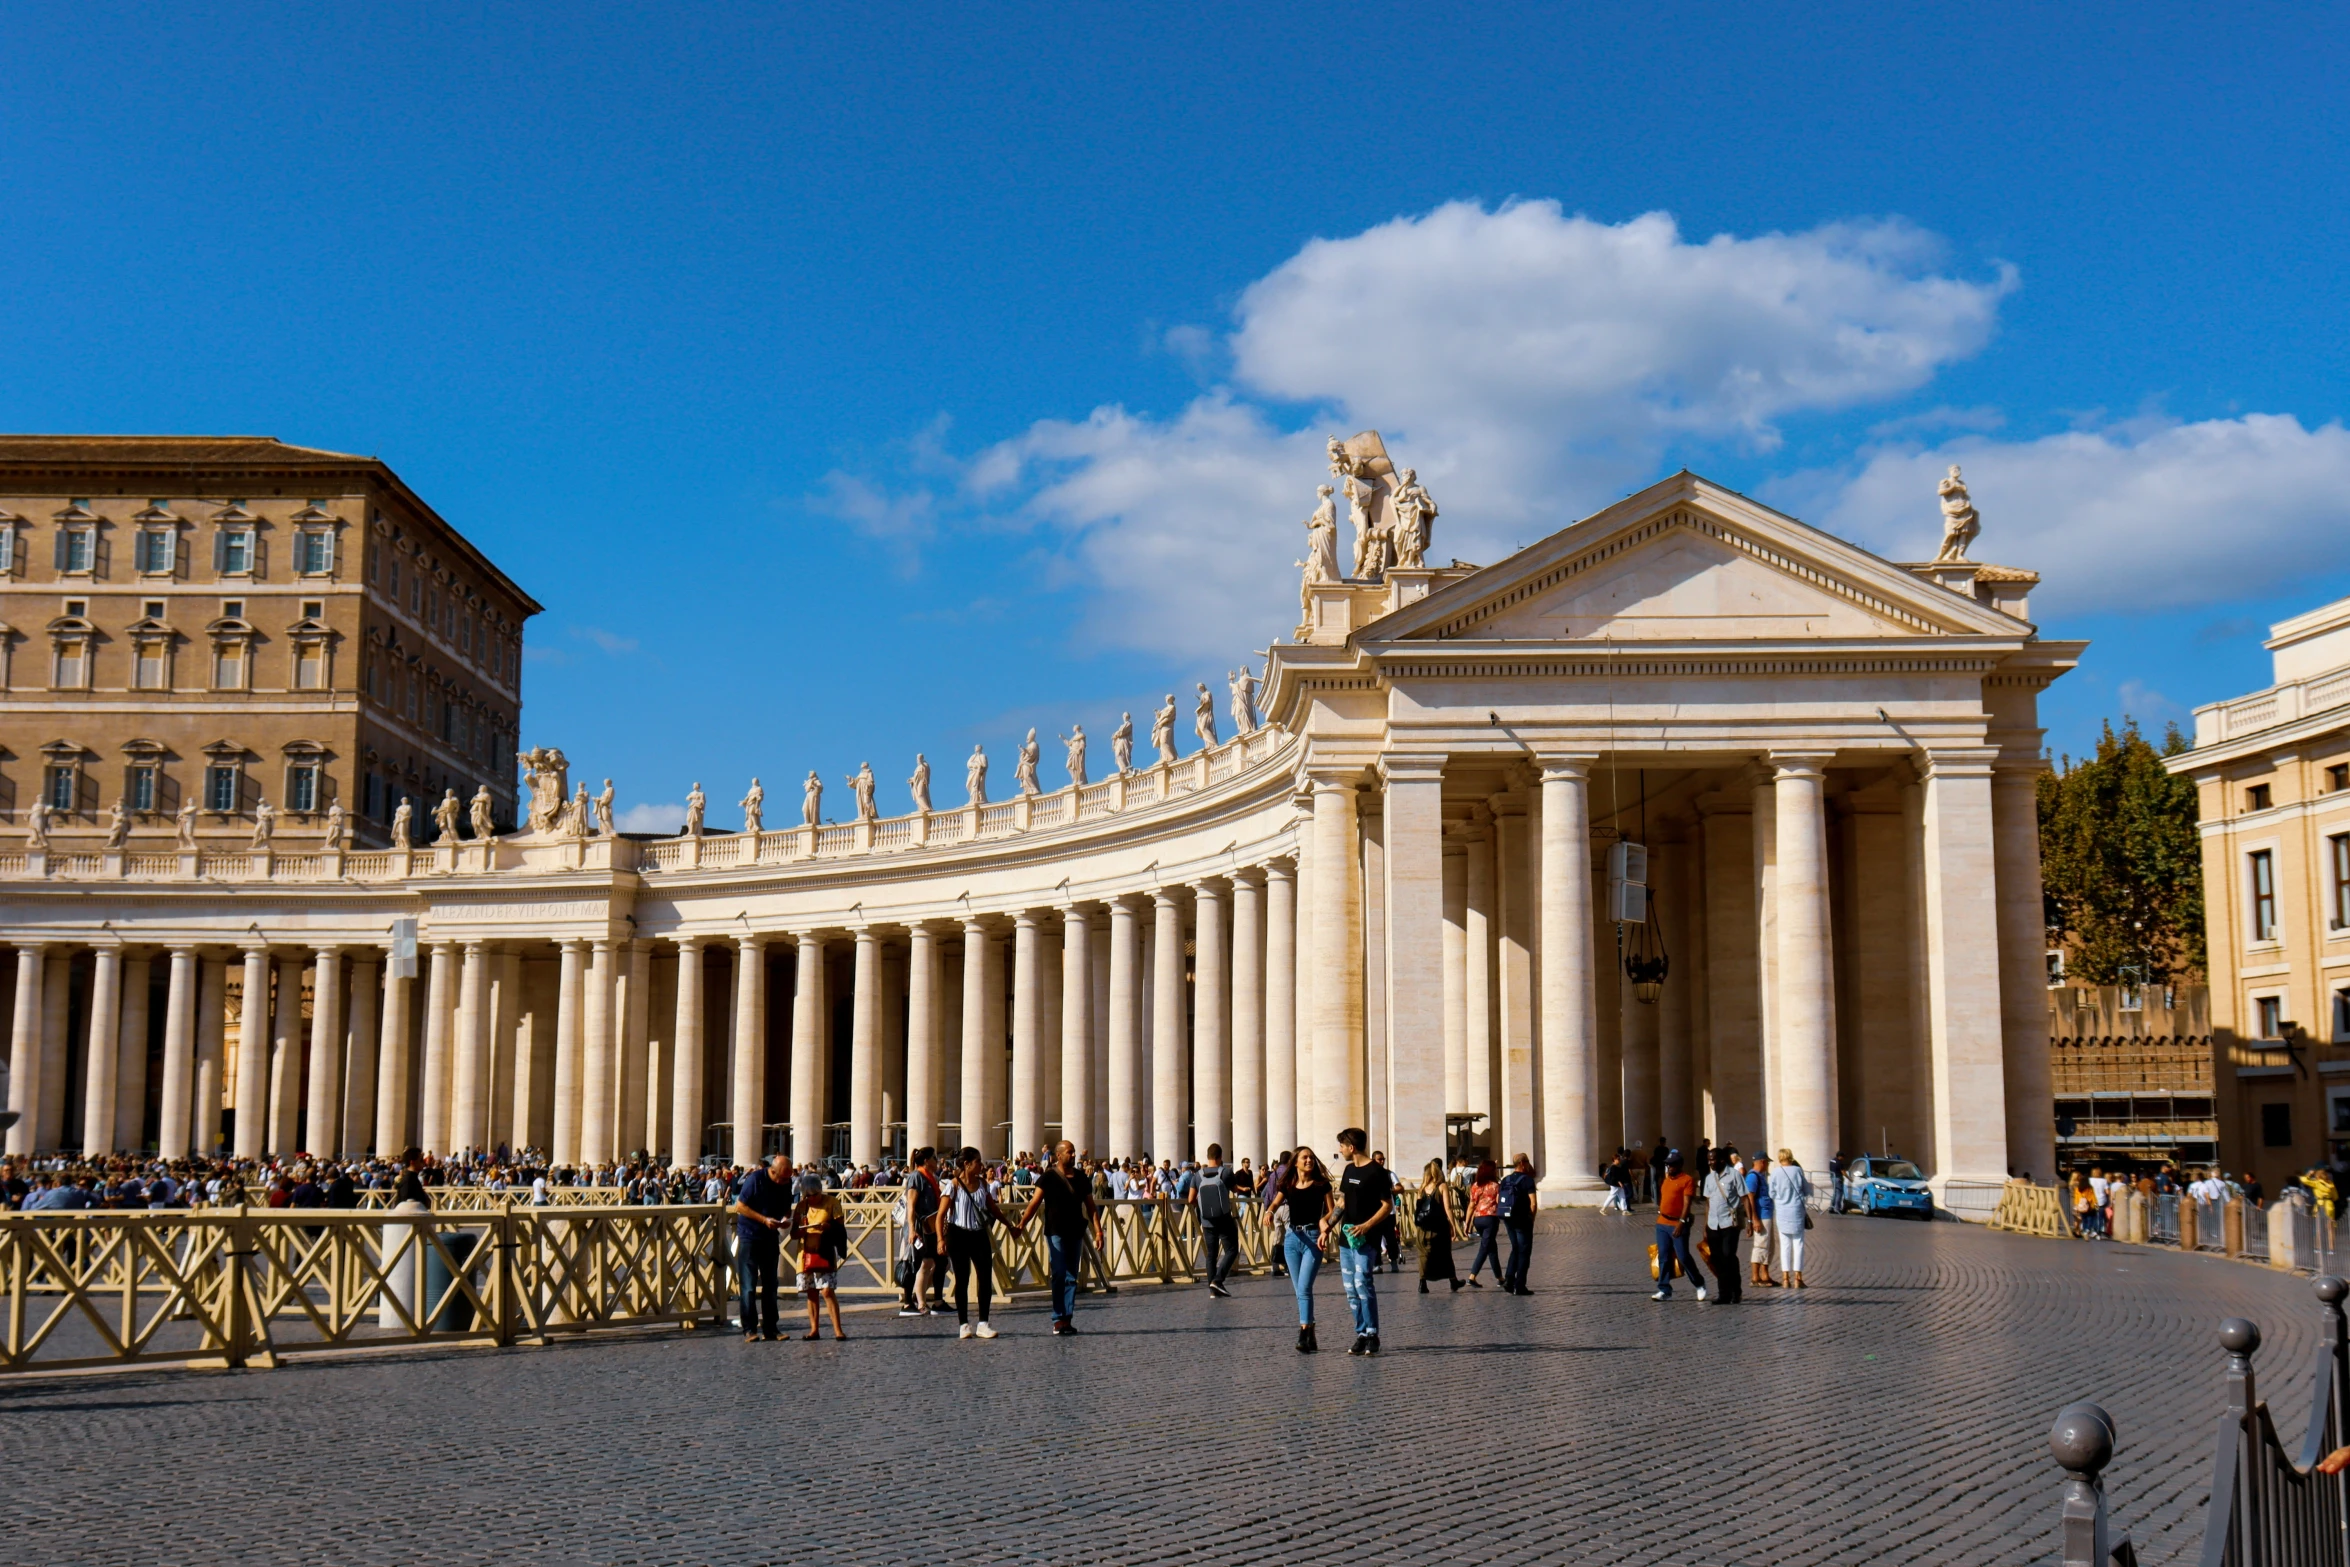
[0,1211,2332,1566]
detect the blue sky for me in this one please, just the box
[6,3,2346,824]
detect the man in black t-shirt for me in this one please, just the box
[1020,1140,1099,1334]
[729,1153,795,1340]
[1335,1128,1395,1356]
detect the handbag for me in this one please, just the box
[1647,1241,1661,1280]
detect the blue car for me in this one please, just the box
[1844,1155,1934,1219]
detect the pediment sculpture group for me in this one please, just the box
[1296,431,1439,623]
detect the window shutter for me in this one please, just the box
[161,528,177,573]
[54,528,70,570]
[213,530,227,573]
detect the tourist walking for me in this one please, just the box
[1498,1154,1541,1295]
[1701,1149,1744,1304]
[1767,1149,1812,1288]
[1267,1150,1294,1276]
[1415,1159,1465,1293]
[1018,1140,1099,1334]
[898,1147,944,1315]
[730,1152,795,1341]
[792,1173,849,1340]
[1189,1142,1241,1297]
[1747,1153,1778,1288]
[1650,1152,1706,1301]
[1464,1159,1504,1287]
[941,1146,1016,1339]
[1336,1129,1395,1354]
[1599,1149,1631,1216]
[1264,1145,1332,1353]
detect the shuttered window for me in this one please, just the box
[215,529,253,574]
[136,528,176,573]
[54,528,94,573]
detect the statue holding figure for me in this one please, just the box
[103,797,129,849]
[24,797,51,851]
[325,800,348,849]
[515,746,569,835]
[1193,683,1219,749]
[684,783,706,837]
[1227,665,1260,736]
[1016,729,1043,797]
[799,772,821,828]
[1933,464,1981,563]
[1062,725,1088,787]
[390,796,412,850]
[1151,696,1178,765]
[1390,468,1437,569]
[965,744,989,806]
[470,785,497,842]
[1347,471,1388,579]
[251,799,278,851]
[594,780,615,837]
[1110,713,1134,775]
[175,797,198,850]
[909,753,932,813]
[849,762,877,822]
[432,790,460,844]
[742,777,765,835]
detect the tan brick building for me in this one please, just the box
[0,436,537,849]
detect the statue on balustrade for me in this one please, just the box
[175,797,198,850]
[1063,725,1088,787]
[1329,430,1397,582]
[742,777,765,835]
[431,790,459,844]
[850,762,878,822]
[1389,468,1436,569]
[800,772,821,828]
[103,797,129,850]
[1152,696,1177,765]
[515,745,570,835]
[325,800,348,849]
[23,797,50,851]
[966,744,989,806]
[594,779,615,837]
[909,753,932,813]
[1193,683,1218,748]
[1111,712,1134,775]
[684,782,706,837]
[470,785,497,843]
[570,783,592,838]
[1228,665,1259,736]
[251,799,278,851]
[390,796,412,850]
[1933,464,1981,563]
[1016,729,1043,797]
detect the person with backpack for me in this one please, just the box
[1335,1129,1395,1354]
[1414,1159,1465,1294]
[1497,1153,1541,1295]
[1188,1142,1241,1297]
[897,1147,945,1316]
[1264,1145,1333,1353]
[1463,1160,1504,1287]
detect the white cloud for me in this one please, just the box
[1806,414,2350,614]
[571,626,640,655]
[615,801,687,834]
[908,201,2016,660]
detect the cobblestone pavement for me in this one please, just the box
[1,1209,2333,1566]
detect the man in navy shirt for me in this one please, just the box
[730,1153,795,1341]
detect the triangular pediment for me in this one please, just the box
[1365,472,2029,644]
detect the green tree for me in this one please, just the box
[2037,718,2206,984]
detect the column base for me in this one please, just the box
[1537,1173,1611,1205]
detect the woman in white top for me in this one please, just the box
[938,1146,1021,1339]
[1765,1150,1813,1288]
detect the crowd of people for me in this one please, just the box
[2063,1161,2339,1238]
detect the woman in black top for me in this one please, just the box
[1264,1146,1332,1353]
[1415,1158,1464,1293]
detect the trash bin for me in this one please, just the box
[422,1229,482,1331]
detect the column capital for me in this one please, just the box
[1376,752,1447,785]
[1011,908,1044,929]
[1919,745,2002,780]
[312,941,346,958]
[1229,863,1267,888]
[429,938,461,956]
[1304,766,1365,794]
[1261,857,1296,885]
[961,913,991,937]
[1766,750,1837,779]
[852,924,881,944]
[734,929,770,953]
[1193,876,1228,901]
[1533,752,1600,782]
[672,932,708,952]
[556,936,588,955]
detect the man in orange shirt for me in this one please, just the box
[1650,1152,1708,1302]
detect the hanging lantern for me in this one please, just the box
[1623,894,1669,1004]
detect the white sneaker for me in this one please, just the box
[1695,1288,1708,1301]
[1650,1289,1669,1301]
[973,1322,998,1340]
[957,1323,974,1340]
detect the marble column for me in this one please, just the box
[1464,810,1497,1136]
[1308,772,1365,1152]
[790,931,827,1164]
[1771,756,1839,1174]
[113,954,152,1155]
[156,946,197,1160]
[268,950,306,1155]
[489,951,521,1154]
[305,947,344,1157]
[850,926,882,1166]
[1292,817,1315,1147]
[582,938,617,1165]
[905,923,940,1154]
[1010,911,1045,1158]
[1383,755,1447,1171]
[1655,843,1694,1153]
[342,953,380,1156]
[420,942,459,1155]
[1193,880,1230,1161]
[1993,760,2056,1183]
[81,944,123,1156]
[1151,887,1187,1162]
[1751,771,1782,1143]
[1538,760,1604,1198]
[374,950,414,1157]
[1262,861,1296,1161]
[1057,905,1093,1156]
[668,937,706,1166]
[1107,897,1143,1158]
[1700,803,1763,1150]
[618,939,652,1160]
[195,956,227,1157]
[550,939,585,1165]
[725,931,765,1166]
[1920,748,2012,1186]
[1622,946,1661,1154]
[1491,785,1536,1165]
[233,946,271,1160]
[1230,871,1265,1169]
[1442,831,1469,1116]
[5,944,45,1157]
[451,941,489,1155]
[960,919,998,1158]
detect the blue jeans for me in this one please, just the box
[1338,1242,1379,1336]
[1281,1227,1322,1324]
[1653,1221,1704,1297]
[735,1236,779,1335]
[1046,1230,1082,1322]
[1467,1216,1504,1281]
[1503,1221,1535,1291]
